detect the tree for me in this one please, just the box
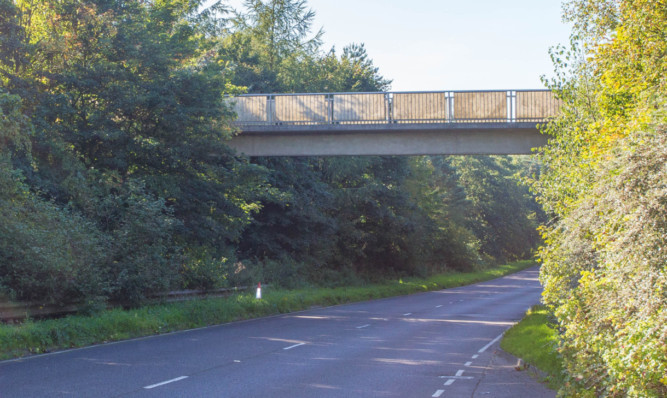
[450,156,543,263]
[0,90,108,305]
[0,0,271,305]
[533,1,666,396]
[236,0,322,70]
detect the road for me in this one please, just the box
[0,267,552,397]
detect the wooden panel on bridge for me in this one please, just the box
[393,92,449,122]
[334,93,386,123]
[516,90,561,121]
[275,94,329,123]
[232,96,269,123]
[454,91,507,121]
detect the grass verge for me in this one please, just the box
[1,260,536,360]
[500,305,564,390]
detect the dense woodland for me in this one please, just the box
[0,0,542,308]
[533,0,666,396]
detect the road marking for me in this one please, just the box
[444,379,455,386]
[465,361,472,367]
[356,324,370,329]
[403,313,412,316]
[472,354,479,359]
[439,375,474,380]
[283,343,306,350]
[436,305,443,308]
[144,376,188,389]
[432,389,445,397]
[456,369,465,377]
[233,360,241,363]
[478,333,504,353]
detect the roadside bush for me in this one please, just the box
[0,91,107,306]
[533,1,667,395]
[103,179,181,307]
[181,247,236,290]
[0,163,108,305]
[237,257,308,289]
[540,130,667,397]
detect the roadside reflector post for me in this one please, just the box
[256,282,262,299]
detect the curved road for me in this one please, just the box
[0,267,551,397]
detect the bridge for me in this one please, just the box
[227,90,559,156]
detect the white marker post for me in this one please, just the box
[256,282,262,299]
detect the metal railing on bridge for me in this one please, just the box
[230,89,560,127]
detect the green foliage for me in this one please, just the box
[0,161,107,305]
[450,156,544,263]
[0,90,30,152]
[103,180,180,307]
[180,247,236,291]
[0,0,269,306]
[0,90,105,305]
[534,1,667,396]
[236,0,323,70]
[539,130,667,397]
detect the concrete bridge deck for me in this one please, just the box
[227,90,559,156]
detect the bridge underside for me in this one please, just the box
[228,122,546,156]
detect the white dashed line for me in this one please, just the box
[464,361,472,367]
[283,343,306,350]
[144,376,188,389]
[439,375,474,380]
[432,389,445,397]
[436,305,443,308]
[356,324,370,329]
[478,333,504,353]
[444,379,455,386]
[403,313,412,316]
[472,354,479,359]
[455,369,465,377]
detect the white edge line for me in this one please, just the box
[432,389,445,397]
[444,379,455,386]
[478,333,504,353]
[283,342,306,350]
[144,376,189,389]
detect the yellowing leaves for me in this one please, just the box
[535,1,666,396]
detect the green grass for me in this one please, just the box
[500,305,565,389]
[0,260,536,360]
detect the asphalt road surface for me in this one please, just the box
[0,267,552,397]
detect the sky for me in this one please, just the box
[208,0,572,91]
